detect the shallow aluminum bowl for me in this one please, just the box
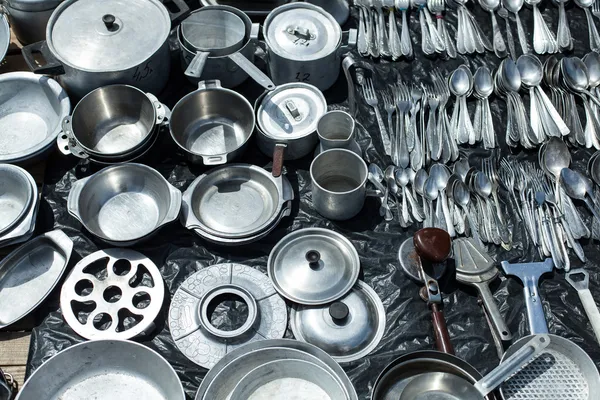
[181,164,288,239]
[169,80,254,165]
[0,72,70,163]
[67,163,182,246]
[60,85,166,160]
[0,14,9,62]
[230,359,348,399]
[16,340,185,400]
[0,165,34,236]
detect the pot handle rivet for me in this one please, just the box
[329,302,349,323]
[305,250,321,268]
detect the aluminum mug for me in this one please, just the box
[310,148,372,220]
[317,110,356,151]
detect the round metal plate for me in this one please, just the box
[195,339,358,400]
[60,249,165,340]
[397,238,447,283]
[290,281,386,363]
[268,228,360,305]
[169,264,287,369]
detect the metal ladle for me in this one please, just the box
[400,334,551,400]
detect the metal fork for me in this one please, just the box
[394,83,411,168]
[499,158,523,221]
[382,91,396,159]
[362,78,389,155]
[423,84,441,161]
[483,157,511,246]
[594,0,600,19]
[432,71,457,162]
[409,84,423,170]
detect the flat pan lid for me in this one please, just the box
[265,3,340,61]
[257,82,327,140]
[291,281,386,363]
[268,228,360,305]
[7,0,63,12]
[48,0,170,72]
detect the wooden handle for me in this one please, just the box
[414,228,451,264]
[272,144,286,178]
[431,303,454,355]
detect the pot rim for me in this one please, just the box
[310,148,368,195]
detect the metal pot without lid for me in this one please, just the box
[0,165,34,237]
[3,0,64,45]
[5,0,62,12]
[290,280,386,363]
[256,82,327,160]
[22,0,176,98]
[268,227,360,305]
[170,80,255,165]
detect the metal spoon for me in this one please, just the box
[424,176,440,228]
[430,164,455,236]
[453,179,484,246]
[449,66,475,145]
[368,163,394,221]
[474,66,496,148]
[394,168,412,226]
[560,167,600,219]
[414,168,430,225]
[554,0,573,51]
[503,0,529,55]
[480,0,508,58]
[574,0,600,52]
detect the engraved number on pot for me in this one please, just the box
[132,61,154,82]
[295,72,310,82]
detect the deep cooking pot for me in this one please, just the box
[263,3,356,91]
[21,0,188,98]
[1,0,63,45]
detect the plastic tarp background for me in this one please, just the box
[21,4,600,399]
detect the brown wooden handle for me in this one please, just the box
[272,143,286,178]
[431,303,454,355]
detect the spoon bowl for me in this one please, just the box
[449,66,473,97]
[503,0,525,13]
[517,54,543,87]
[430,164,451,191]
[560,168,593,199]
[424,177,439,201]
[583,52,600,88]
[480,0,501,11]
[574,0,593,7]
[562,57,590,92]
[369,163,385,182]
[474,66,494,98]
[541,137,571,178]
[500,59,522,92]
[474,171,493,197]
[414,169,429,196]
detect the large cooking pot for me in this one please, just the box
[1,0,62,45]
[21,0,188,99]
[263,3,356,91]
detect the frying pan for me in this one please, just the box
[500,260,600,400]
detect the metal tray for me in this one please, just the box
[0,230,73,329]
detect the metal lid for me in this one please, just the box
[47,0,170,72]
[268,227,360,305]
[6,0,63,12]
[0,14,8,63]
[264,3,341,61]
[181,9,246,54]
[257,82,327,141]
[290,281,386,363]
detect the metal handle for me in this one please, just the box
[67,177,90,224]
[523,274,549,334]
[185,51,209,79]
[163,0,190,24]
[202,155,227,166]
[164,184,182,223]
[338,28,358,56]
[431,302,455,355]
[566,269,600,344]
[474,334,551,396]
[474,281,512,342]
[181,182,202,230]
[272,143,286,178]
[21,41,65,75]
[227,52,275,91]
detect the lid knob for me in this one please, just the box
[103,14,118,32]
[306,250,321,268]
[413,228,451,264]
[285,100,302,121]
[329,302,349,322]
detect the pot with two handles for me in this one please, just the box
[179,5,274,90]
[0,0,63,45]
[21,0,189,99]
[263,2,357,91]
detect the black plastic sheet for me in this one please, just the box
[23,4,600,400]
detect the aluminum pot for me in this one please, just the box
[179,5,274,90]
[310,148,375,220]
[1,0,62,45]
[21,0,189,99]
[263,3,357,91]
[67,163,182,246]
[57,85,169,163]
[255,82,327,160]
[0,11,8,62]
[170,80,254,165]
[16,340,185,400]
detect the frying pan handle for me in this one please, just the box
[185,51,209,79]
[474,334,551,396]
[522,275,549,335]
[227,52,275,91]
[474,281,513,342]
[67,177,90,224]
[431,303,454,355]
[272,143,287,178]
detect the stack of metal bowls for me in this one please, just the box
[195,339,358,400]
[58,85,169,165]
[180,164,293,245]
[0,165,39,248]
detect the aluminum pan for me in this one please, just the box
[0,230,73,329]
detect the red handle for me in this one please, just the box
[431,303,454,355]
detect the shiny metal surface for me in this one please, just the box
[0,165,33,236]
[170,80,254,165]
[16,340,185,400]
[199,0,290,16]
[61,85,160,158]
[195,339,358,400]
[181,164,287,239]
[230,359,348,400]
[67,163,182,246]
[0,72,70,163]
[316,110,356,152]
[0,230,73,329]
[268,227,360,305]
[310,149,369,220]
[169,264,287,369]
[264,3,355,90]
[0,168,38,248]
[60,248,164,340]
[0,13,8,62]
[4,0,59,45]
[181,9,245,55]
[290,281,386,363]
